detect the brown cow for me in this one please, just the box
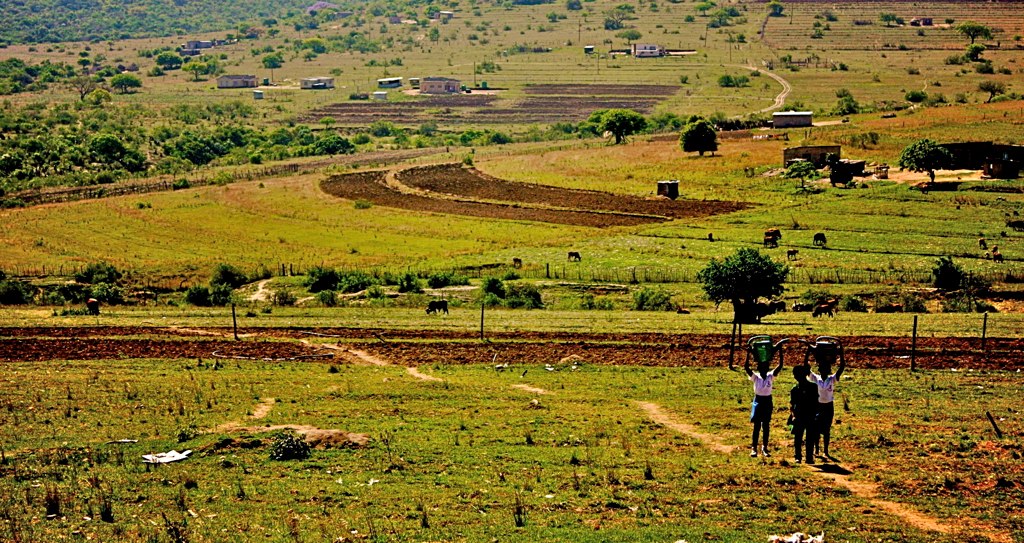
[979,238,988,250]
[567,251,582,262]
[763,228,782,248]
[512,257,523,268]
[993,250,1004,263]
[786,249,799,260]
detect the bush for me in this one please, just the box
[481,277,505,298]
[799,288,836,306]
[337,271,377,293]
[579,293,614,310]
[271,288,297,306]
[90,282,125,305]
[317,289,338,307]
[269,432,311,461]
[901,292,928,313]
[905,90,928,103]
[632,287,673,311]
[305,266,339,293]
[839,295,868,312]
[210,263,248,289]
[210,284,234,306]
[172,178,191,190]
[0,279,33,305]
[184,285,211,306]
[75,262,122,284]
[397,272,423,294]
[504,283,543,309]
[426,271,469,289]
[932,257,965,291]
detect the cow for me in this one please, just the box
[707,233,715,242]
[812,304,836,318]
[567,251,582,262]
[512,257,523,269]
[86,298,100,316]
[813,232,827,247]
[763,228,782,248]
[791,302,812,312]
[993,250,1004,263]
[1007,220,1024,232]
[426,300,449,315]
[979,238,988,250]
[768,300,787,313]
[787,249,799,260]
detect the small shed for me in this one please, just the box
[584,45,595,54]
[372,91,388,100]
[377,77,403,88]
[253,90,264,100]
[300,77,335,90]
[657,180,679,200]
[773,111,813,128]
[438,10,454,22]
[420,76,460,94]
[217,75,258,89]
[409,77,421,89]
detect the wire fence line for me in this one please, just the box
[7,261,1023,290]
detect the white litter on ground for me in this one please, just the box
[142,450,192,464]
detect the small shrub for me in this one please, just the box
[632,287,673,311]
[799,288,835,306]
[210,263,248,289]
[426,271,469,289]
[905,90,928,103]
[75,261,122,284]
[269,432,311,460]
[184,286,211,306]
[271,288,297,306]
[839,295,868,312]
[932,256,964,291]
[337,271,377,293]
[171,178,191,190]
[305,266,339,293]
[397,272,423,294]
[317,290,338,307]
[90,282,125,305]
[0,279,33,305]
[176,422,200,443]
[504,283,543,309]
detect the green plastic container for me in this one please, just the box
[750,337,774,363]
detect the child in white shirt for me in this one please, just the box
[744,336,788,457]
[802,337,846,462]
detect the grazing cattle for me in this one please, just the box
[787,249,799,260]
[426,300,449,315]
[813,232,827,247]
[707,233,715,242]
[763,235,778,248]
[791,302,812,312]
[675,305,690,314]
[1007,220,1024,232]
[768,300,787,313]
[993,250,1004,263]
[812,303,836,318]
[86,298,100,316]
[567,251,582,262]
[875,303,903,313]
[979,238,988,250]
[763,228,782,248]
[512,257,523,269]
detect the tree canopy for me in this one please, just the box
[979,80,1006,103]
[592,109,647,144]
[109,73,142,94]
[697,248,789,324]
[899,139,953,183]
[955,21,993,44]
[679,118,718,156]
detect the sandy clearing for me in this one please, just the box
[511,383,550,394]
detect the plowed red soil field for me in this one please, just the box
[397,164,750,219]
[320,170,667,227]
[2,327,1022,370]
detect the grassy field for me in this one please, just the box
[0,357,1020,542]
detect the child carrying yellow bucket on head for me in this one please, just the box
[743,335,789,457]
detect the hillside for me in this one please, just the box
[0,0,307,44]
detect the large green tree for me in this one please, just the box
[978,80,1006,103]
[679,118,718,156]
[899,138,952,184]
[109,73,142,94]
[595,109,647,144]
[697,248,789,324]
[262,53,284,82]
[955,21,993,44]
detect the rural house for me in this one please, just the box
[377,77,403,88]
[184,40,214,50]
[217,75,258,89]
[940,142,1024,179]
[631,44,666,58]
[773,111,813,128]
[420,76,460,94]
[300,77,335,90]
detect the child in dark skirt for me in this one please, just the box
[801,336,846,462]
[789,365,819,464]
[743,336,788,457]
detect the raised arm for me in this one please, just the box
[743,347,753,377]
[771,338,789,376]
[834,342,846,380]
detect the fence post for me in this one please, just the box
[981,312,988,352]
[232,303,239,341]
[546,263,550,279]
[480,300,485,341]
[728,319,738,369]
[910,315,918,372]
